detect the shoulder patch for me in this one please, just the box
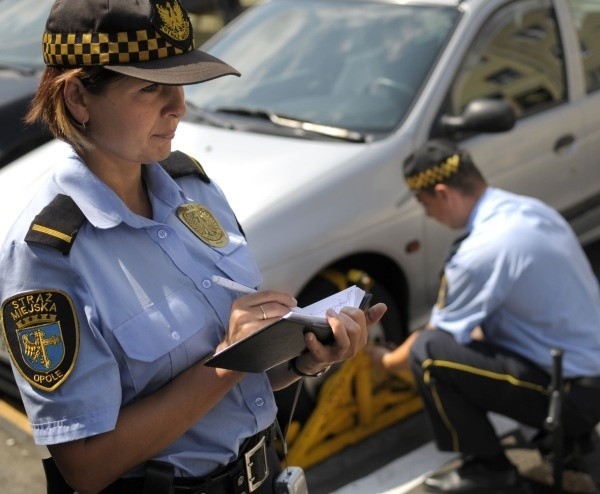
[1,290,79,392]
[159,150,211,183]
[25,194,86,255]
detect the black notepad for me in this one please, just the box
[204,287,371,373]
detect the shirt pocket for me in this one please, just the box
[113,288,209,392]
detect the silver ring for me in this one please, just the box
[259,304,267,320]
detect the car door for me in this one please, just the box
[561,0,600,244]
[443,0,585,216]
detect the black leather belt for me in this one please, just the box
[104,424,276,494]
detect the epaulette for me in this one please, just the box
[159,150,211,183]
[24,194,86,255]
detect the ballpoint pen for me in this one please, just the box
[211,275,257,294]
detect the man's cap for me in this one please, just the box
[42,0,240,85]
[403,139,462,192]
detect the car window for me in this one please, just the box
[566,0,600,93]
[186,0,458,135]
[0,0,51,69]
[448,0,566,120]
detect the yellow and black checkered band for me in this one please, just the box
[405,153,461,191]
[43,29,191,67]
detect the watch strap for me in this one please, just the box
[289,356,331,378]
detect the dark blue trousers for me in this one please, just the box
[409,329,600,458]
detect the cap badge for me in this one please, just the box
[154,0,191,43]
[178,203,229,248]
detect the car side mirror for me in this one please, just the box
[439,98,516,134]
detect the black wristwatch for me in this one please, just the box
[289,356,331,378]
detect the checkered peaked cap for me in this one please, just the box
[43,0,240,85]
[403,139,463,191]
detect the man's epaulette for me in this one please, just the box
[24,194,86,255]
[159,150,211,184]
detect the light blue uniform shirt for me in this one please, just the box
[430,187,600,378]
[0,151,276,476]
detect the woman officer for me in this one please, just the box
[0,1,387,493]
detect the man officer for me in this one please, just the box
[367,139,600,493]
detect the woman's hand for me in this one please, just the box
[217,290,298,352]
[291,302,388,375]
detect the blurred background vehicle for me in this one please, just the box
[0,0,246,170]
[0,0,53,167]
[1,0,599,472]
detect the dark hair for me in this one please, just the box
[25,66,123,154]
[403,138,486,195]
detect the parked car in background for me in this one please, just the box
[0,0,244,169]
[0,0,53,168]
[1,0,599,467]
[182,0,600,337]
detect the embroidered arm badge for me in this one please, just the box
[1,290,79,391]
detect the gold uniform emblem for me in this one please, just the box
[155,0,190,42]
[178,203,229,248]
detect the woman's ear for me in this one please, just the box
[63,77,89,126]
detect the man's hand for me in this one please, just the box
[365,329,422,372]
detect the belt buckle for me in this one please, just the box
[244,435,269,492]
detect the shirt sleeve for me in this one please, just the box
[0,240,122,445]
[430,227,518,343]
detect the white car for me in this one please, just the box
[1,0,599,400]
[0,0,53,166]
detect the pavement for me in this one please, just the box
[0,399,45,494]
[317,416,600,494]
[1,401,599,494]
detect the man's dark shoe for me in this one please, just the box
[424,458,523,493]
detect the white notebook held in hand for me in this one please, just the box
[204,285,372,373]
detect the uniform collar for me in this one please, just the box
[466,186,494,232]
[54,150,185,228]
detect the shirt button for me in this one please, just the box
[171,331,180,340]
[255,397,265,407]
[202,279,212,289]
[158,229,168,239]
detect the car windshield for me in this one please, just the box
[186,0,458,136]
[0,0,51,70]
